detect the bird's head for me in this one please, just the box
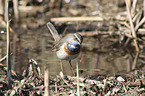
[73,33,83,44]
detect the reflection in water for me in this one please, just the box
[41,50,128,76]
[38,36,129,76]
[1,28,132,76]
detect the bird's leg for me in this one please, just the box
[60,60,63,73]
[69,60,75,76]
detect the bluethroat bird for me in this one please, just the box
[47,22,83,76]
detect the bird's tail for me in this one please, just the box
[47,22,61,42]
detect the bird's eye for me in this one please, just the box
[74,36,80,42]
[75,37,79,42]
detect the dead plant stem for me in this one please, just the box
[132,52,140,70]
[5,0,12,89]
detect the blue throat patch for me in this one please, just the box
[67,40,81,52]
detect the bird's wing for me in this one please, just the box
[52,34,73,51]
[52,36,68,50]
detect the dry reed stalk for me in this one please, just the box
[144,0,145,16]
[135,17,145,31]
[50,16,104,22]
[13,0,19,21]
[127,0,131,9]
[5,0,12,89]
[132,10,142,22]
[132,52,140,70]
[131,0,137,13]
[76,63,80,96]
[0,0,3,15]
[44,67,49,96]
[78,31,119,37]
[77,28,144,37]
[41,38,50,96]
[125,0,139,52]
[0,53,13,63]
[0,55,7,62]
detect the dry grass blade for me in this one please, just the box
[135,17,145,31]
[31,59,42,77]
[132,10,142,22]
[0,55,7,62]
